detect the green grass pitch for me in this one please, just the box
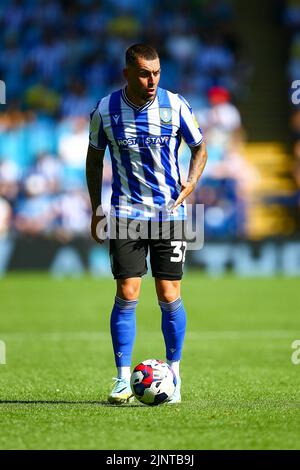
[0,273,300,450]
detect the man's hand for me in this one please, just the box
[172,181,196,211]
[91,211,108,244]
[172,142,207,211]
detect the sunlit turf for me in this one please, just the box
[0,273,300,449]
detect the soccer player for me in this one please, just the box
[86,44,207,404]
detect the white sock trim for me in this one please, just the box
[117,366,131,380]
[167,360,180,379]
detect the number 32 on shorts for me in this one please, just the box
[170,241,187,262]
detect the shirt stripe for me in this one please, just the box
[89,87,204,220]
[119,97,154,211]
[159,89,181,202]
[139,104,166,207]
[109,91,143,206]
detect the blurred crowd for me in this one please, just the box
[0,0,251,241]
[285,0,300,224]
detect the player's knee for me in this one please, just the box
[157,290,179,303]
[156,279,180,303]
[117,280,140,300]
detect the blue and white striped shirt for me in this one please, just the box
[89,86,203,220]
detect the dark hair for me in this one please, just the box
[125,44,159,66]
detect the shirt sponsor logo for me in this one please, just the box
[117,135,170,148]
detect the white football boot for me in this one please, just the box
[108,378,134,404]
[166,376,181,404]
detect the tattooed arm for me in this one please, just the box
[173,141,208,210]
[86,144,106,243]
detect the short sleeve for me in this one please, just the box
[89,105,108,150]
[179,95,203,147]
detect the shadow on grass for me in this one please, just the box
[0,400,142,407]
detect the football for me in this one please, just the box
[130,359,177,406]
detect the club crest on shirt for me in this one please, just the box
[159,108,172,124]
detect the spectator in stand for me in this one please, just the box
[0,160,21,208]
[196,85,257,198]
[53,188,91,242]
[0,197,12,237]
[14,174,56,236]
[61,81,94,118]
[0,0,249,241]
[285,0,300,229]
[284,0,300,32]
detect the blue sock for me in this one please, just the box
[110,296,137,367]
[159,297,186,361]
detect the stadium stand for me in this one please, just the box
[1,0,289,244]
[0,0,250,242]
[285,0,300,234]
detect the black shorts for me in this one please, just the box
[109,218,187,280]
